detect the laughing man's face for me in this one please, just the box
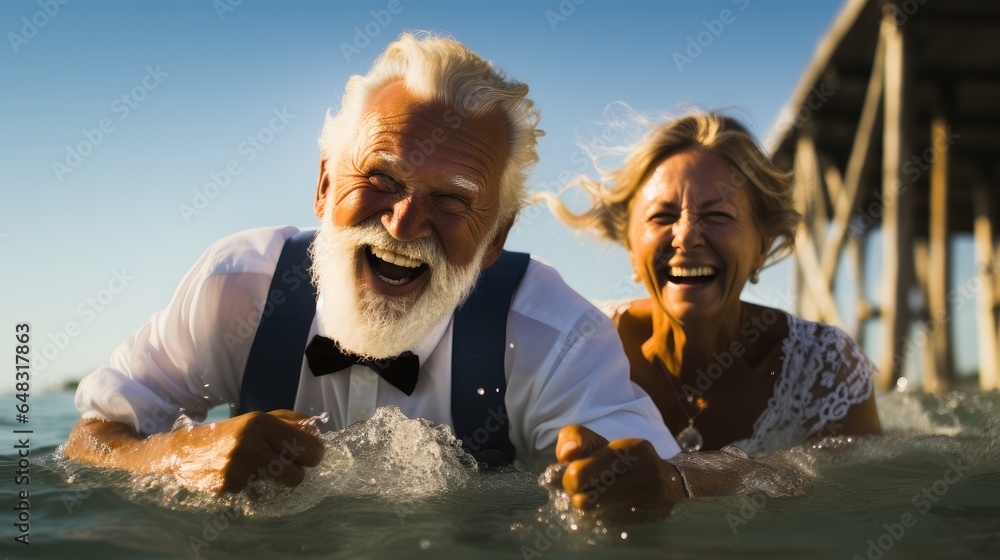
[317,81,511,302]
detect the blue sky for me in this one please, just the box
[1,0,977,391]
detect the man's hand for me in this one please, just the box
[64,409,324,493]
[554,425,687,522]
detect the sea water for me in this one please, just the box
[1,389,998,560]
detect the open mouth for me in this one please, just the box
[665,265,719,285]
[365,245,430,286]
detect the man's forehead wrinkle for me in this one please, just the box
[458,121,509,167]
[363,106,507,169]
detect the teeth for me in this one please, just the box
[371,246,424,268]
[670,266,716,278]
[374,272,408,286]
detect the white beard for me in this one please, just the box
[310,216,488,359]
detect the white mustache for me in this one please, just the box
[339,218,446,270]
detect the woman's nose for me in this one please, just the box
[671,212,704,250]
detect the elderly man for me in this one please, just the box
[65,33,722,517]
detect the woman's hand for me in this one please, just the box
[554,424,687,522]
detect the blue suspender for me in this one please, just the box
[236,229,529,464]
[235,230,318,416]
[450,250,528,466]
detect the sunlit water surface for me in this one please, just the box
[2,389,998,559]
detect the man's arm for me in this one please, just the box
[64,410,324,493]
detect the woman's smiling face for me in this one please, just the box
[627,147,769,326]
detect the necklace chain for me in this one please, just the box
[656,356,738,452]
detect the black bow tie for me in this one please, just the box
[304,335,420,396]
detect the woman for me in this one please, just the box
[541,112,880,456]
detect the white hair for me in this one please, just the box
[318,31,543,224]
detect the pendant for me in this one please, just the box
[677,419,703,452]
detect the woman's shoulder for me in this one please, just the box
[777,311,876,393]
[780,312,867,357]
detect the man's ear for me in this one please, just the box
[480,217,516,270]
[314,158,330,220]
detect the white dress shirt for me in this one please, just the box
[75,226,681,469]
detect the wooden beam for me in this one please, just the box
[793,132,818,322]
[766,0,871,153]
[795,222,845,328]
[926,114,953,393]
[823,161,844,206]
[877,3,916,392]
[796,133,829,252]
[820,31,886,288]
[847,236,869,328]
[913,240,935,388]
[974,181,999,391]
[793,132,843,326]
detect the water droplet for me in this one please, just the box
[369,478,377,485]
[620,531,628,539]
[419,539,431,550]
[476,388,485,396]
[896,377,909,391]
[509,342,515,348]
[495,387,500,393]
[204,383,210,388]
[570,523,578,531]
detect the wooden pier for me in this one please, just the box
[767,0,1000,392]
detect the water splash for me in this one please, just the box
[58,406,478,518]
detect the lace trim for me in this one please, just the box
[731,312,876,456]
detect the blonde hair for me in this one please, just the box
[539,111,800,267]
[318,31,543,224]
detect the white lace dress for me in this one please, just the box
[730,311,876,456]
[597,301,877,457]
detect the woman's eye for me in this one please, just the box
[704,211,734,221]
[650,213,676,224]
